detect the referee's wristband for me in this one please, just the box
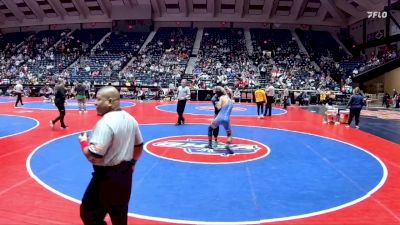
[80,140,89,150]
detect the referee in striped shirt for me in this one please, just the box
[79,86,143,225]
[176,79,191,125]
[14,81,24,107]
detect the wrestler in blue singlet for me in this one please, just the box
[208,86,234,154]
[212,98,234,131]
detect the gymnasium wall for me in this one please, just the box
[391,11,400,36]
[153,21,192,29]
[363,67,400,94]
[349,20,363,44]
[383,67,400,94]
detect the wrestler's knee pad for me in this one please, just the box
[208,126,213,137]
[213,126,219,137]
[226,130,232,137]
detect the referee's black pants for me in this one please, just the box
[52,101,66,127]
[264,96,274,116]
[85,90,90,99]
[15,93,23,106]
[348,108,361,126]
[80,161,133,225]
[176,99,187,124]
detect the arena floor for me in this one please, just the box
[0,97,399,225]
[303,105,400,144]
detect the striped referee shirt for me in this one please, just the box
[177,86,190,100]
[89,110,143,166]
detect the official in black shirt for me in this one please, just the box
[50,80,68,129]
[346,87,365,129]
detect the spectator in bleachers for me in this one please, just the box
[41,84,54,103]
[5,87,13,96]
[233,88,241,103]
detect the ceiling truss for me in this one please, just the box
[0,0,394,28]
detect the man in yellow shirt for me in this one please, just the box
[254,86,267,118]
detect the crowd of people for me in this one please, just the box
[0,27,398,105]
[0,29,110,86]
[2,26,399,225]
[119,28,197,88]
[192,28,259,90]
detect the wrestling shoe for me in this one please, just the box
[225,145,234,155]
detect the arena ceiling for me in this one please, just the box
[0,0,395,28]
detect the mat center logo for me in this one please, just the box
[145,135,270,164]
[66,102,95,107]
[154,140,260,155]
[195,106,247,112]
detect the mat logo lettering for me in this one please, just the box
[195,106,247,112]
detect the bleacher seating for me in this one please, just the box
[295,29,349,83]
[0,32,35,84]
[251,29,299,58]
[0,26,394,94]
[0,32,33,54]
[193,28,256,88]
[295,29,348,62]
[25,30,70,76]
[102,32,149,54]
[249,29,340,90]
[120,27,197,87]
[71,30,149,83]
